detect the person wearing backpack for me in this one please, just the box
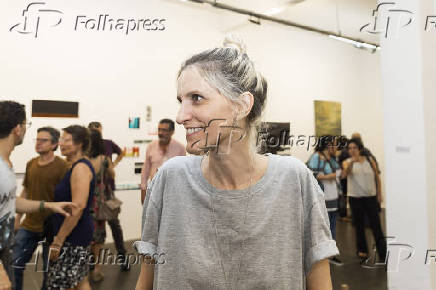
[307,135,343,266]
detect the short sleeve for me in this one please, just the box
[111,141,122,155]
[133,169,165,256]
[301,168,339,275]
[22,160,32,187]
[306,153,319,171]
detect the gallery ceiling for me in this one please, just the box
[173,0,379,46]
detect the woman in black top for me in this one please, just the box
[47,125,95,290]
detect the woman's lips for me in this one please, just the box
[186,128,203,139]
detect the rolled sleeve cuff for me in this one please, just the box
[133,241,157,256]
[305,240,339,276]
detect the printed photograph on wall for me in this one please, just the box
[314,100,342,136]
[128,117,140,129]
[256,122,291,155]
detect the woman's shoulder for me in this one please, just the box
[270,154,311,177]
[158,155,201,173]
[71,158,95,174]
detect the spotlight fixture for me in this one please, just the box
[328,35,380,52]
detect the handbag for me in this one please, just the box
[95,157,123,221]
[96,195,122,221]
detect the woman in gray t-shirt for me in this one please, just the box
[135,37,338,290]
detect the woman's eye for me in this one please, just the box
[192,94,204,102]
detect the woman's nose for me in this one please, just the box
[176,102,192,125]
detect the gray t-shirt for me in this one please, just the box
[0,157,17,251]
[134,154,338,290]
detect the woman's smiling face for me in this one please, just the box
[176,66,238,155]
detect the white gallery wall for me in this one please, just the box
[380,0,436,289]
[0,0,384,243]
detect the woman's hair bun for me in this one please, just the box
[223,34,247,54]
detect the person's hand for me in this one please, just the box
[377,193,382,204]
[14,216,21,232]
[49,244,61,261]
[317,173,325,180]
[0,263,11,290]
[49,236,64,261]
[45,202,79,217]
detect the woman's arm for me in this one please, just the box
[369,158,382,203]
[341,160,353,179]
[307,259,332,290]
[49,163,92,257]
[317,173,336,180]
[136,261,154,290]
[106,156,115,180]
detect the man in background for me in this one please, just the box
[13,127,68,290]
[141,119,186,204]
[88,121,129,271]
[0,101,75,289]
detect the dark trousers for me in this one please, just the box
[12,229,49,290]
[108,218,126,255]
[328,211,338,240]
[349,196,386,261]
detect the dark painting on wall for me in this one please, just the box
[256,122,291,155]
[32,100,79,118]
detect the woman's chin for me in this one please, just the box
[186,142,205,156]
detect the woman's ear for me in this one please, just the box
[237,92,254,119]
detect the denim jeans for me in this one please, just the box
[12,228,49,290]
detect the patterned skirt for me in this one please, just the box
[47,242,91,289]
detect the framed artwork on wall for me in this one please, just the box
[314,100,342,136]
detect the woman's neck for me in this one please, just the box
[69,151,85,164]
[202,137,268,190]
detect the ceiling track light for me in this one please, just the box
[183,0,380,52]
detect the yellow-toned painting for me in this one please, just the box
[314,100,341,136]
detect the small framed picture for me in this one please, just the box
[129,117,140,129]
